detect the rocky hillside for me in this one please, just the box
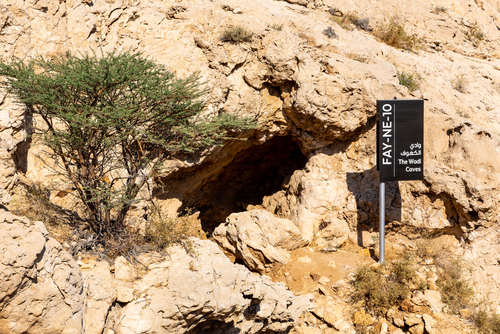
[2,0,500,333]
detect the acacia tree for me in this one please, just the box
[0,51,255,236]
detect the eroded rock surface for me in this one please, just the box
[2,0,500,326]
[213,209,308,271]
[0,208,84,334]
[3,0,500,242]
[108,239,313,334]
[0,209,313,333]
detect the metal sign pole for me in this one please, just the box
[379,182,385,264]
[377,99,424,264]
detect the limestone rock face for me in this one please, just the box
[111,239,313,334]
[0,95,26,190]
[0,0,499,240]
[3,0,500,320]
[0,209,84,334]
[0,185,11,205]
[83,261,117,334]
[0,208,313,333]
[4,0,500,244]
[213,209,308,271]
[463,226,500,313]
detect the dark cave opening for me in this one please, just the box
[192,135,307,232]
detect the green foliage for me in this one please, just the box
[375,18,424,52]
[397,70,421,92]
[0,51,256,237]
[144,202,192,250]
[221,26,253,43]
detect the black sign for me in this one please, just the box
[377,100,424,182]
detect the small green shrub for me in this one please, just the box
[465,23,485,46]
[144,202,191,250]
[268,23,283,31]
[375,18,423,52]
[391,254,418,283]
[221,26,253,43]
[397,70,421,92]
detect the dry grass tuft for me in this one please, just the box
[433,6,448,14]
[346,53,370,63]
[331,12,371,31]
[323,26,337,38]
[11,183,199,261]
[297,32,316,46]
[10,182,81,240]
[464,22,485,46]
[415,240,475,314]
[453,74,469,93]
[352,253,421,315]
[268,23,283,31]
[374,18,424,52]
[475,308,500,334]
[221,26,253,44]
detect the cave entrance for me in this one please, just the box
[194,135,307,232]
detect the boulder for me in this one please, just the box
[312,296,351,331]
[213,209,308,271]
